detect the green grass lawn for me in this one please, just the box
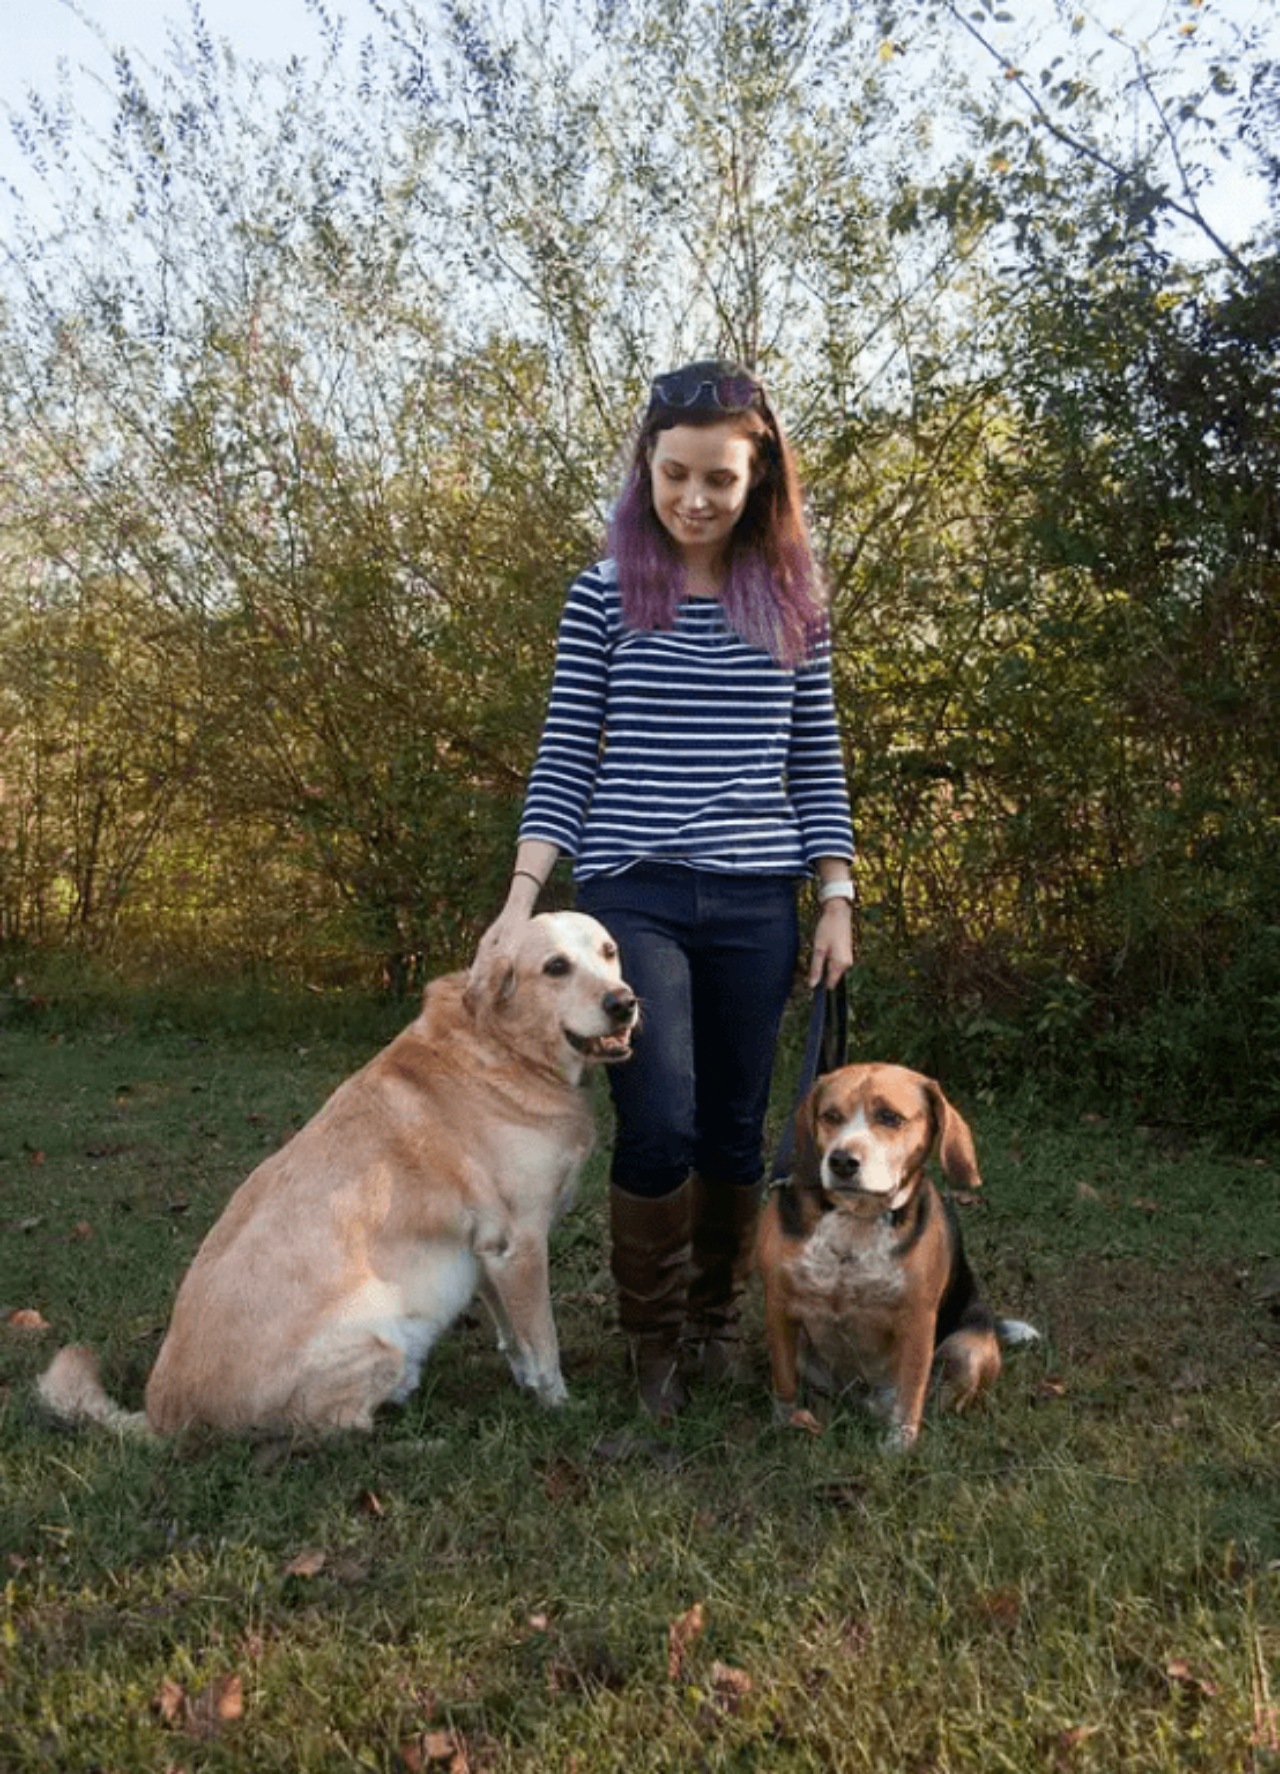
[1,989,1277,1772]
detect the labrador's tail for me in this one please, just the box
[38,1346,152,1437]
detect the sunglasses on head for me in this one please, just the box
[648,368,763,413]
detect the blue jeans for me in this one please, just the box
[576,865,800,1199]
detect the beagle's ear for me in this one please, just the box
[463,953,517,1016]
[792,1085,825,1193]
[923,1079,982,1189]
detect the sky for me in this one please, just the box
[0,0,1272,246]
[3,0,326,96]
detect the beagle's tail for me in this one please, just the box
[996,1318,1040,1347]
[37,1346,153,1437]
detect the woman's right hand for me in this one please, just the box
[470,900,535,983]
[468,842,560,986]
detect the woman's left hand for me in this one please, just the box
[807,899,855,990]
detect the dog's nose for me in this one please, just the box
[827,1147,860,1184]
[603,988,637,1025]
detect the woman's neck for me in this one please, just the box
[680,553,726,600]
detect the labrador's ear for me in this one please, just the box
[463,952,517,1016]
[921,1078,982,1190]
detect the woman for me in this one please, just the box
[472,360,855,1419]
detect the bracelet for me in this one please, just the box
[817,879,855,904]
[512,869,546,893]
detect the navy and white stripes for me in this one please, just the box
[519,561,854,881]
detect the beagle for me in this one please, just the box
[756,1063,1035,1450]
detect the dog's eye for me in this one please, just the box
[543,955,571,977]
[874,1107,904,1129]
[819,1107,845,1128]
[601,941,618,961]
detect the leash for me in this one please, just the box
[769,977,849,1185]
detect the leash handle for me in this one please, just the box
[769,977,849,1183]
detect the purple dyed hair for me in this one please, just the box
[605,360,827,667]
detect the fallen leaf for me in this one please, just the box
[6,1308,51,1333]
[414,1728,466,1768]
[1252,1703,1280,1750]
[1076,1181,1102,1201]
[950,1190,983,1207]
[1131,1196,1161,1214]
[1056,1724,1099,1752]
[282,1547,328,1578]
[1166,1658,1219,1698]
[27,1150,45,1166]
[155,1676,187,1726]
[975,1586,1022,1630]
[155,1672,244,1740]
[186,1673,244,1739]
[668,1601,706,1681]
[357,1489,385,1517]
[1038,1377,1068,1400]
[69,1221,93,1242]
[710,1662,753,1711]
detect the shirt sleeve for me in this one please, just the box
[517,572,610,857]
[787,626,855,865]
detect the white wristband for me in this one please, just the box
[817,879,855,904]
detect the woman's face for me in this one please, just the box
[647,421,757,569]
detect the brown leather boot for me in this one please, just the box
[682,1175,762,1385]
[609,1179,693,1422]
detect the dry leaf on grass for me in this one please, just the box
[5,1308,51,1333]
[282,1547,328,1578]
[399,1727,470,1772]
[1252,1704,1280,1751]
[1165,1658,1219,1699]
[155,1677,186,1727]
[975,1586,1022,1631]
[667,1601,706,1681]
[154,1672,244,1740]
[1056,1723,1101,1761]
[709,1662,753,1711]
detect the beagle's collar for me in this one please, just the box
[770,1174,913,1231]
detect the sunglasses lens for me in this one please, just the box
[652,372,696,405]
[715,375,759,409]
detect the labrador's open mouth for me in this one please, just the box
[565,1026,635,1062]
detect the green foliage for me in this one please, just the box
[0,0,1277,1131]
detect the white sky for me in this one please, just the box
[3,0,327,94]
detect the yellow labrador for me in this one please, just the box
[39,913,636,1436]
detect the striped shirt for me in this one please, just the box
[518,561,854,881]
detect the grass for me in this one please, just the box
[1,981,1277,1773]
